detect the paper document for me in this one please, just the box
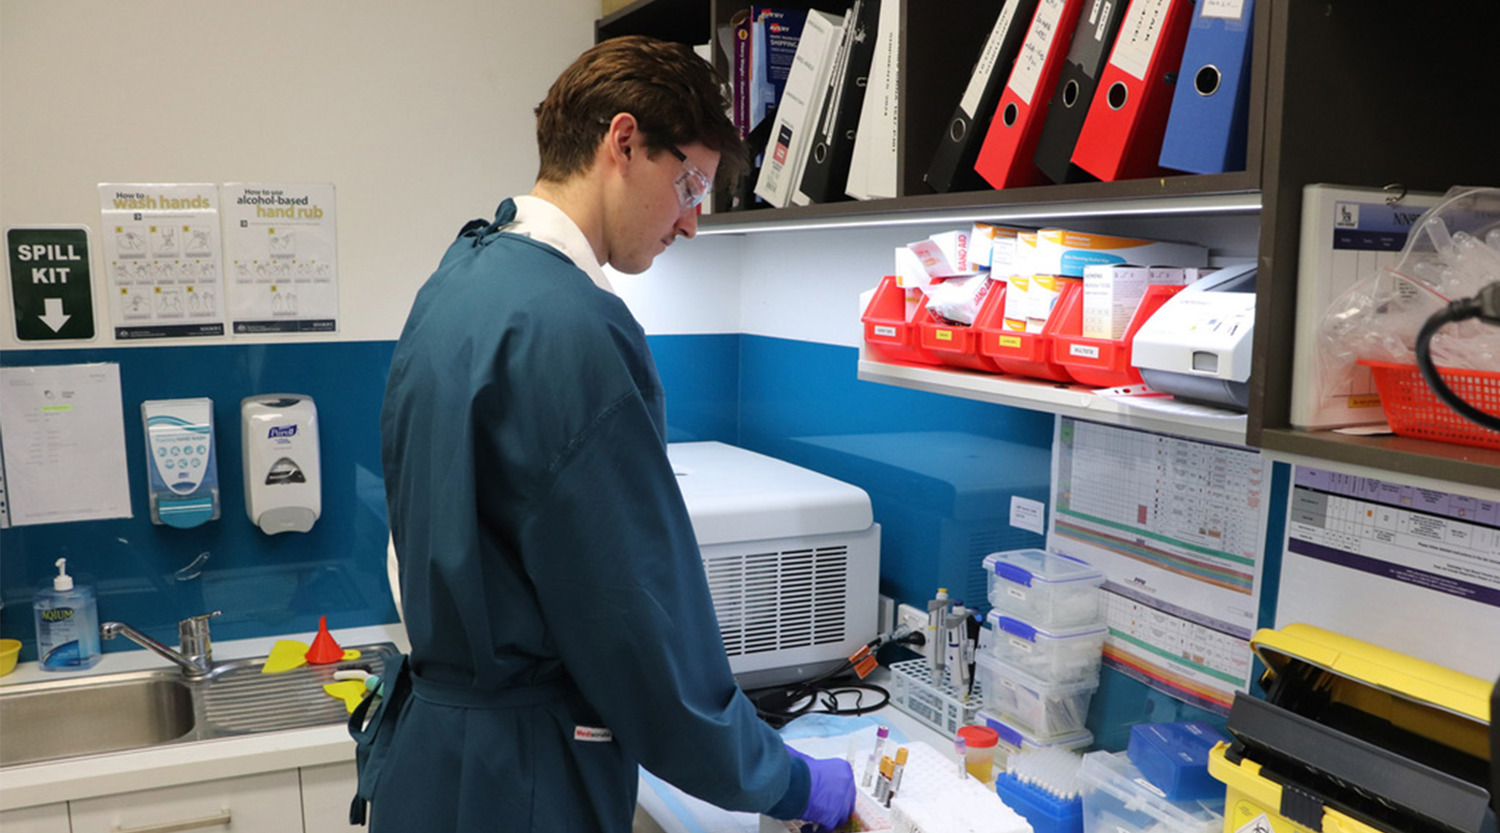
[222,182,340,334]
[1048,418,1268,714]
[1278,466,1500,681]
[1289,184,1442,429]
[0,363,132,525]
[99,183,227,340]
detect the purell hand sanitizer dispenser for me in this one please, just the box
[241,394,320,534]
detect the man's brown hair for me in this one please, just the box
[534,35,747,191]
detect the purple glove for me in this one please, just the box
[788,748,855,832]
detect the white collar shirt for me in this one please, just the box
[503,195,614,295]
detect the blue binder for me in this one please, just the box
[1158,0,1255,174]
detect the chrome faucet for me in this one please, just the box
[100,611,221,679]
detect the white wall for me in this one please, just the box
[1,0,597,349]
[627,214,1262,347]
[2,2,1262,354]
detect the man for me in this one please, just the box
[357,36,856,833]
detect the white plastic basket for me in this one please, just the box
[888,741,1031,833]
[887,658,983,737]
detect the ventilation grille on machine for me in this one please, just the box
[704,546,850,657]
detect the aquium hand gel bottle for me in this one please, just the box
[34,557,101,671]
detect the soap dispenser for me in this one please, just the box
[33,557,101,671]
[241,394,321,534]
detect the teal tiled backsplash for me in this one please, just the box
[0,342,402,660]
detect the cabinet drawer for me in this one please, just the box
[70,770,301,833]
[0,803,71,833]
[300,761,359,833]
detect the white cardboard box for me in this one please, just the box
[1034,229,1207,277]
[1082,265,1189,339]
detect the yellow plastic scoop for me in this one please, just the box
[262,641,360,673]
[262,639,310,674]
[323,680,368,713]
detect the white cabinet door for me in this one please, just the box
[0,803,71,833]
[300,761,359,833]
[69,770,302,833]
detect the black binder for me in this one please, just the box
[922,0,1039,193]
[797,0,881,204]
[1031,0,1128,184]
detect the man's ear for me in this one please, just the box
[604,112,639,169]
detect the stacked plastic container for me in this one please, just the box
[974,550,1105,746]
[1076,749,1223,833]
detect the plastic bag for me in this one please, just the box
[1318,186,1500,394]
[923,275,995,325]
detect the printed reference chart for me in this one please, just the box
[1278,467,1500,681]
[1049,418,1268,713]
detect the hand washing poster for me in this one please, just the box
[222,183,339,334]
[98,183,228,340]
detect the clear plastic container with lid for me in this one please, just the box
[983,549,1104,627]
[1077,750,1222,833]
[977,709,1093,771]
[986,610,1106,681]
[974,652,1098,739]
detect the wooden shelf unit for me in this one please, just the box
[597,0,1500,491]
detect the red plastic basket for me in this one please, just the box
[973,282,1078,383]
[1359,360,1500,450]
[915,283,1005,373]
[1051,283,1186,388]
[862,275,942,366]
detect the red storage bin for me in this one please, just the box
[915,283,1005,373]
[1052,283,1185,388]
[973,281,1078,383]
[862,275,942,366]
[1360,360,1500,450]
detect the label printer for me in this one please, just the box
[1132,262,1257,411]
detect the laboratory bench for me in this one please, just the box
[634,664,967,833]
[1,625,953,833]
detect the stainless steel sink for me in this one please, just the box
[0,641,398,767]
[0,669,194,767]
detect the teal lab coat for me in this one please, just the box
[364,200,808,832]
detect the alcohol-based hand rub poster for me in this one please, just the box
[98,183,227,340]
[222,183,339,334]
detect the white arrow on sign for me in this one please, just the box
[39,297,71,332]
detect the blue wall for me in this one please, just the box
[732,335,1055,610]
[1,334,1281,750]
[0,335,1055,658]
[0,343,400,659]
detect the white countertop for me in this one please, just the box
[635,667,967,833]
[0,622,409,811]
[3,631,966,825]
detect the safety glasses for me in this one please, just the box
[663,145,712,212]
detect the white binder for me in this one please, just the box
[752,9,844,208]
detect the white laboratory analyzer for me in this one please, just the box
[1131,262,1258,411]
[667,442,881,689]
[241,393,321,534]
